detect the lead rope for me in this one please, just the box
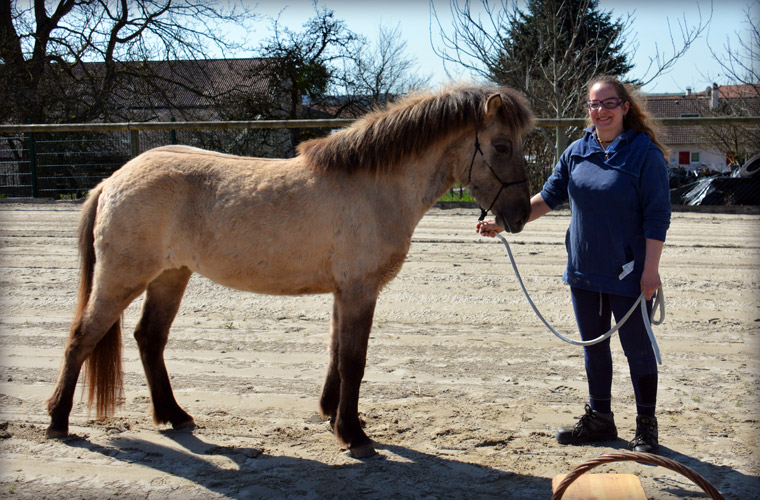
[493,232,665,365]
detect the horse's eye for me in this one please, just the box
[494,143,510,154]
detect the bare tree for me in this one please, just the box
[430,0,712,192]
[431,0,710,105]
[431,0,633,109]
[252,3,361,147]
[0,0,256,124]
[701,1,760,166]
[707,1,759,89]
[254,7,431,133]
[630,4,714,89]
[431,0,641,189]
[334,23,431,117]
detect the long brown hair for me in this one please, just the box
[586,75,669,158]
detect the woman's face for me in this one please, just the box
[588,82,630,139]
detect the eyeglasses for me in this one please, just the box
[586,98,624,110]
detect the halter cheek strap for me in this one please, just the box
[467,135,528,222]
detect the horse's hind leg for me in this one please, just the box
[47,286,144,438]
[133,267,194,430]
[328,290,378,458]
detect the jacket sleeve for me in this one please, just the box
[540,149,571,210]
[639,146,671,242]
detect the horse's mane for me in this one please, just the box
[297,85,533,174]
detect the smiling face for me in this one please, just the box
[588,82,630,142]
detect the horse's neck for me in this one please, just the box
[391,146,460,224]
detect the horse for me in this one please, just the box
[45,84,534,458]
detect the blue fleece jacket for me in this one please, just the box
[540,126,671,298]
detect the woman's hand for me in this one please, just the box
[641,238,665,301]
[476,219,504,238]
[640,267,661,301]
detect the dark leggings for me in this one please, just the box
[571,286,658,417]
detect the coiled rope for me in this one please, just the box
[494,233,665,364]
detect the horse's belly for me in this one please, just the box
[188,255,335,296]
[214,274,334,296]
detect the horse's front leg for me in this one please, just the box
[319,300,341,424]
[329,290,377,458]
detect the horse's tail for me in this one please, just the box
[75,184,124,419]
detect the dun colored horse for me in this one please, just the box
[46,85,533,458]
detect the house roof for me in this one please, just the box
[644,93,710,145]
[716,84,760,99]
[76,58,282,122]
[643,84,760,146]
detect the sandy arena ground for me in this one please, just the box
[0,202,758,499]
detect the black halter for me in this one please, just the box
[467,135,528,222]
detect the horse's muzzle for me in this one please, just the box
[496,211,528,234]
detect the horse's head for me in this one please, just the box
[465,91,533,234]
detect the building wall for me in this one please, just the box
[667,145,727,173]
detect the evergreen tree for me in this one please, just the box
[432,0,636,189]
[491,0,631,120]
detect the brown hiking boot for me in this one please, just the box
[629,415,659,453]
[556,404,618,445]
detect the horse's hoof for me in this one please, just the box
[46,426,68,439]
[172,418,195,431]
[348,441,376,459]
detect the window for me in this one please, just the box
[679,151,701,165]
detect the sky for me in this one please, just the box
[240,0,758,95]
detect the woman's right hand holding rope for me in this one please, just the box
[476,219,504,238]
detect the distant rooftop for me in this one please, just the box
[643,83,760,145]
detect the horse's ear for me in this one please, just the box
[484,94,503,121]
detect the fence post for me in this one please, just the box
[27,132,38,198]
[170,117,177,144]
[555,126,568,165]
[130,129,140,157]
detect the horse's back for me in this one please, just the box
[91,146,349,294]
[102,145,308,211]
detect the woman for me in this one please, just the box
[477,75,671,453]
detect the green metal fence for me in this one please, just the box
[0,119,352,199]
[1,117,758,203]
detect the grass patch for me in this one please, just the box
[438,184,475,202]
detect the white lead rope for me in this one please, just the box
[494,233,665,365]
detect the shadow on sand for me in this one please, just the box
[62,430,757,499]
[64,429,549,499]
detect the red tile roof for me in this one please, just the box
[643,84,760,145]
[716,84,760,99]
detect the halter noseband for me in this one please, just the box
[467,134,528,222]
